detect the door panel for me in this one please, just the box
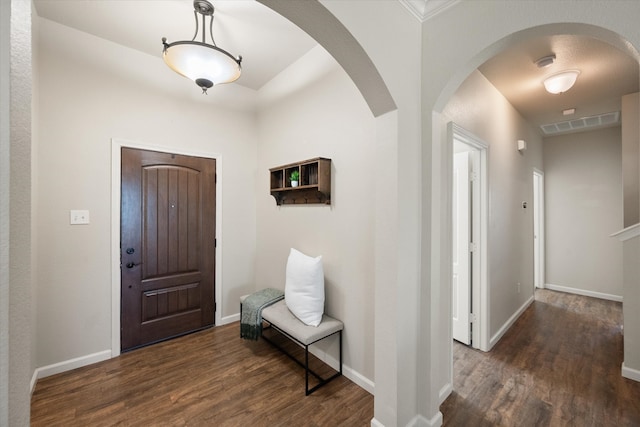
[453,151,471,345]
[121,148,216,351]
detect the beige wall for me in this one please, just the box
[622,93,640,227]
[544,127,624,298]
[36,19,258,368]
[443,70,544,338]
[256,62,377,383]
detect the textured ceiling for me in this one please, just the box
[34,0,318,91]
[478,34,639,133]
[34,1,639,133]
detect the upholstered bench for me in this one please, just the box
[240,295,343,395]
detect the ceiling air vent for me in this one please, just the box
[540,111,620,135]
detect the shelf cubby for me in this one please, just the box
[269,157,331,205]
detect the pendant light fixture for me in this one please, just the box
[162,0,242,94]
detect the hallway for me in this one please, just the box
[441,289,640,426]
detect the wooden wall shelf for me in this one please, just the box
[269,157,331,205]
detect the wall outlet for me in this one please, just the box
[70,210,90,225]
[517,282,521,293]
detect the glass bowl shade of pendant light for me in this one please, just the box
[162,0,242,94]
[543,70,580,94]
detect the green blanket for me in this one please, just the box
[240,288,284,341]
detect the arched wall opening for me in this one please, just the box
[425,17,640,422]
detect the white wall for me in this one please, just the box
[443,70,543,337]
[544,127,623,299]
[35,19,257,368]
[256,59,377,384]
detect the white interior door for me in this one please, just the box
[533,170,545,289]
[453,151,471,345]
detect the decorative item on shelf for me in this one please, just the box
[290,170,300,188]
[162,0,242,94]
[269,158,331,206]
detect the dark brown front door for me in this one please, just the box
[121,147,216,351]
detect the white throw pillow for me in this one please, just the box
[284,248,325,327]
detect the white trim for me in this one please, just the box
[408,412,443,427]
[370,418,385,427]
[111,138,224,357]
[342,364,374,395]
[30,370,38,395]
[32,350,112,384]
[544,283,622,302]
[489,296,534,349]
[438,382,452,405]
[309,346,374,394]
[399,0,460,23]
[610,223,640,242]
[533,169,545,289]
[622,363,640,382]
[220,313,240,325]
[450,123,490,352]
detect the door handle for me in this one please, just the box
[125,262,142,269]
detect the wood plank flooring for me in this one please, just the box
[31,324,373,426]
[31,289,640,426]
[441,289,640,426]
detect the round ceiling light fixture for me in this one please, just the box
[543,70,580,94]
[162,0,242,94]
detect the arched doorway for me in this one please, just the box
[427,17,640,422]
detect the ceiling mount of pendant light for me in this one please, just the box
[162,0,242,94]
[543,70,580,94]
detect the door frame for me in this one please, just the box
[449,122,489,352]
[110,138,223,357]
[533,168,545,290]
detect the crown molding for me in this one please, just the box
[399,0,460,22]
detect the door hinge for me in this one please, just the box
[469,242,477,252]
[470,172,478,182]
[470,313,477,323]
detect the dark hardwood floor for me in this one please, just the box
[441,289,640,426]
[31,289,640,426]
[31,323,373,426]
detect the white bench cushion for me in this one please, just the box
[262,300,343,345]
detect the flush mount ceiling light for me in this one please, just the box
[162,0,242,94]
[543,70,580,94]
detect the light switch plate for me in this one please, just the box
[70,210,90,225]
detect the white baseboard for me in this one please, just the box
[372,411,443,427]
[408,412,443,427]
[309,345,374,394]
[31,349,112,393]
[545,283,622,302]
[30,370,38,395]
[220,313,240,325]
[622,363,640,382]
[438,382,452,405]
[490,296,534,348]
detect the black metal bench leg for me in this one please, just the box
[305,345,310,396]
